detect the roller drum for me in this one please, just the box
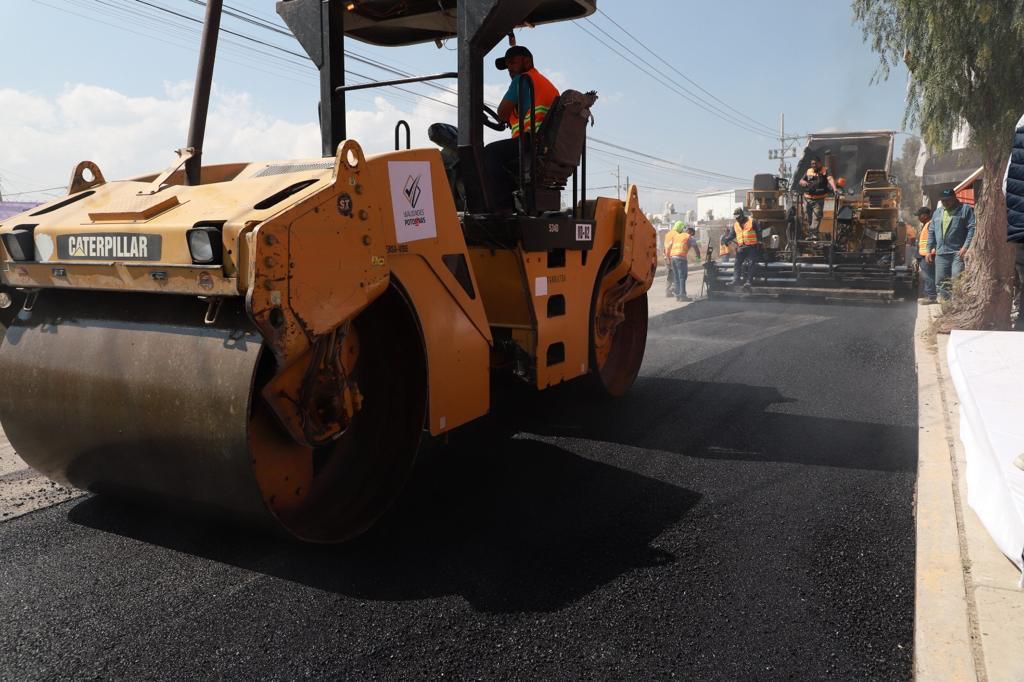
[0,291,272,528]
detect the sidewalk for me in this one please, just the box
[914,305,1024,681]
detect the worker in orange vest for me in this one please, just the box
[664,221,698,301]
[915,206,937,303]
[727,207,760,291]
[485,45,559,211]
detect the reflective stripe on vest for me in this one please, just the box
[918,220,930,256]
[667,232,691,257]
[734,219,758,246]
[509,68,559,139]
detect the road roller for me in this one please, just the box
[0,0,655,542]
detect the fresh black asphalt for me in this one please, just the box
[0,298,917,680]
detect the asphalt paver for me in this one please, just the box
[0,298,917,680]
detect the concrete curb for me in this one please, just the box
[914,304,980,681]
[914,306,1024,681]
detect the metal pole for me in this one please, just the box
[320,0,346,156]
[184,0,223,186]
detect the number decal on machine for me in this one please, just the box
[575,223,593,241]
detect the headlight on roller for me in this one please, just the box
[2,227,36,262]
[186,225,223,265]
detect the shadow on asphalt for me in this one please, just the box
[66,434,701,614]
[531,378,916,472]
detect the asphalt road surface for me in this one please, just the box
[0,298,917,680]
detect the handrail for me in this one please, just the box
[394,120,411,151]
[336,71,457,94]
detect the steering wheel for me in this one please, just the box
[482,104,507,132]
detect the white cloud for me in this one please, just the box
[0,82,511,200]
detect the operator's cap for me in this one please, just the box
[495,45,532,70]
[940,188,955,198]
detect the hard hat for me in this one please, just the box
[673,220,685,232]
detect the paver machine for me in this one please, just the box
[0,0,656,542]
[706,131,915,299]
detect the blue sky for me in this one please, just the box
[0,0,912,212]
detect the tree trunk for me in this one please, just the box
[938,149,1016,332]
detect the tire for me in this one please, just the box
[587,252,649,397]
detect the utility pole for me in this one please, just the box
[616,165,621,200]
[768,113,801,179]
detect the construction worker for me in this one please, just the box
[927,188,976,301]
[915,206,936,304]
[729,207,760,292]
[798,157,838,237]
[484,45,559,211]
[664,227,677,298]
[664,220,696,302]
[718,233,734,261]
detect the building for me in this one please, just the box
[696,189,748,223]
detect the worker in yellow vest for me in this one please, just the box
[915,206,937,303]
[728,207,760,291]
[664,221,698,301]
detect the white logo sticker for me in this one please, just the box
[575,223,592,241]
[388,161,437,244]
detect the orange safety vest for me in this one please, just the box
[509,68,559,139]
[804,167,832,200]
[734,219,758,246]
[665,231,692,258]
[918,219,931,256]
[719,242,731,257]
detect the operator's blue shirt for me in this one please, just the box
[503,75,532,116]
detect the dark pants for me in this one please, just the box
[805,198,824,235]
[1015,244,1024,330]
[484,135,531,211]
[934,252,964,301]
[917,255,936,300]
[732,245,759,286]
[671,256,689,298]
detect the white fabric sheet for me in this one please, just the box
[947,330,1024,577]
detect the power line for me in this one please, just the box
[575,21,775,139]
[2,186,67,197]
[595,8,779,135]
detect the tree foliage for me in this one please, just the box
[891,136,922,216]
[853,0,1024,154]
[854,0,1024,329]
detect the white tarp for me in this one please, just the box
[947,330,1024,577]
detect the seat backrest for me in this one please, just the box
[535,90,598,187]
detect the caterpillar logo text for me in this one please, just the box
[57,234,162,260]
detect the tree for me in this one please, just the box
[891,136,923,217]
[853,0,1024,329]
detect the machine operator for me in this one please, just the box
[798,157,838,237]
[724,207,760,292]
[484,45,559,212]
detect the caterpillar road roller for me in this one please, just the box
[0,0,655,542]
[705,131,915,300]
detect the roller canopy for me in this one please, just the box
[334,0,596,46]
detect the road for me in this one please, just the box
[0,297,917,680]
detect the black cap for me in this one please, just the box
[733,207,745,217]
[940,188,955,198]
[495,45,532,70]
